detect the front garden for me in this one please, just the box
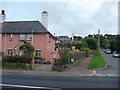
[1,41,34,70]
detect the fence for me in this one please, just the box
[69,51,86,64]
[52,51,86,71]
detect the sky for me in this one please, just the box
[1,0,119,37]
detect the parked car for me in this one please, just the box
[112,51,120,58]
[105,49,111,54]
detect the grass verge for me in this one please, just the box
[87,49,106,69]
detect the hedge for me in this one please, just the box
[2,55,32,63]
[1,61,32,70]
[80,48,90,57]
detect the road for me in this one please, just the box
[2,73,118,89]
[95,49,119,76]
[97,49,120,75]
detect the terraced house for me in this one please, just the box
[0,10,57,63]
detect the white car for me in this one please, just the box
[112,51,120,58]
[105,49,111,54]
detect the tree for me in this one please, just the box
[19,41,34,57]
[114,35,120,52]
[85,37,98,50]
[72,42,88,50]
[109,40,115,53]
[102,39,109,49]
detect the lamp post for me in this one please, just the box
[98,29,100,49]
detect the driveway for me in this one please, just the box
[95,49,119,76]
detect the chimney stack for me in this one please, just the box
[0,10,6,23]
[41,11,48,29]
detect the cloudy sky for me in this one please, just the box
[1,0,119,37]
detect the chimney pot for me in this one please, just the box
[1,10,5,15]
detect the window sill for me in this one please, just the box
[26,40,32,41]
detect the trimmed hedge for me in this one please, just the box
[33,56,46,60]
[1,61,32,70]
[3,56,32,63]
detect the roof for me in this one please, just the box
[1,21,49,34]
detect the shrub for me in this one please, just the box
[2,61,32,70]
[57,50,70,65]
[19,41,34,57]
[34,56,45,61]
[52,50,70,71]
[69,49,79,53]
[3,56,16,62]
[81,48,90,57]
[3,55,32,63]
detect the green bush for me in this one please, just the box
[0,52,4,56]
[81,48,90,57]
[85,37,98,50]
[34,56,45,61]
[2,61,32,70]
[3,55,32,63]
[0,52,2,56]
[52,50,70,72]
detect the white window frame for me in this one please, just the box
[19,34,25,40]
[26,34,32,40]
[35,50,42,56]
[9,34,13,40]
[7,49,13,56]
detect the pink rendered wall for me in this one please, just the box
[0,34,2,52]
[33,34,47,60]
[45,34,55,61]
[33,34,55,61]
[2,33,55,61]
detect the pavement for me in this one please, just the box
[2,54,93,76]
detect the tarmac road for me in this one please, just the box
[95,49,119,76]
[2,73,118,89]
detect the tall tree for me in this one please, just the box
[85,37,98,50]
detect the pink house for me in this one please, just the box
[0,10,57,63]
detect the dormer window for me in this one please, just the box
[9,34,13,40]
[19,34,25,40]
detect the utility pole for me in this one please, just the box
[98,29,100,49]
[72,33,74,42]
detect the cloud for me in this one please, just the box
[47,1,118,37]
[2,1,118,37]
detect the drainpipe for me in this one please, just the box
[4,33,7,55]
[31,31,35,69]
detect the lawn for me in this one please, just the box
[34,64,41,67]
[87,49,106,69]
